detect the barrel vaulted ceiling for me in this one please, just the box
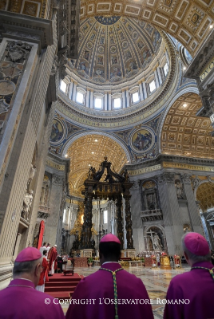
[80,0,214,56]
[161,93,214,158]
[197,182,214,211]
[66,135,128,197]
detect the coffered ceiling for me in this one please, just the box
[80,0,214,56]
[161,92,214,158]
[66,134,128,196]
[197,182,214,211]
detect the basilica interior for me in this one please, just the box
[0,1,214,309]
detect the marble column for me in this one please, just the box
[122,197,127,249]
[45,175,64,246]
[200,212,211,246]
[104,91,108,110]
[86,89,90,108]
[124,193,134,249]
[130,180,143,253]
[182,174,203,235]
[72,82,77,102]
[139,81,144,101]
[122,90,126,108]
[158,173,183,255]
[108,92,112,110]
[68,81,73,99]
[142,82,148,99]
[154,69,160,88]
[157,67,163,85]
[81,191,93,248]
[90,90,94,108]
[116,195,123,248]
[126,89,130,108]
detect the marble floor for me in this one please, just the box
[60,264,190,318]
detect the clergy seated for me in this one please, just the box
[164,232,214,319]
[0,247,64,319]
[66,234,154,319]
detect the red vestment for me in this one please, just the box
[38,257,49,286]
[48,247,57,270]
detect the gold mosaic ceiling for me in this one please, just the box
[80,0,214,56]
[69,16,162,85]
[196,182,214,211]
[66,135,128,197]
[161,93,214,158]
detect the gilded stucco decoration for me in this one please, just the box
[2,0,48,18]
[66,134,128,197]
[69,16,161,85]
[161,93,214,159]
[80,0,214,56]
[196,182,214,211]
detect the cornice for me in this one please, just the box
[185,28,214,79]
[125,154,214,172]
[0,11,53,53]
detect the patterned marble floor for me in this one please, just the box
[60,265,190,318]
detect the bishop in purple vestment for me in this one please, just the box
[164,232,214,319]
[0,247,65,319]
[66,234,154,319]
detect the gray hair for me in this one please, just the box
[13,258,42,277]
[181,233,211,264]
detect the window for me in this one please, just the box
[60,80,67,93]
[132,92,139,103]
[114,98,121,109]
[95,98,102,109]
[149,80,156,93]
[104,210,108,224]
[76,92,84,104]
[163,63,169,76]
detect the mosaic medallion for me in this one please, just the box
[50,119,65,144]
[131,127,155,153]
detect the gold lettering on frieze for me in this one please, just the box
[128,164,162,176]
[46,160,65,171]
[163,162,214,172]
[200,56,214,82]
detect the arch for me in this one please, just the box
[159,91,214,158]
[63,132,131,197]
[196,181,214,212]
[158,86,199,152]
[80,1,214,56]
[62,131,131,162]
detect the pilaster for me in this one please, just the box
[158,173,183,255]
[182,174,203,235]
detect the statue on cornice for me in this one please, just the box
[21,190,34,220]
[175,179,185,199]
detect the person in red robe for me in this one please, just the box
[164,232,214,319]
[36,250,49,292]
[66,234,154,319]
[0,247,64,319]
[48,244,57,276]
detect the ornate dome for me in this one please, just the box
[68,16,162,85]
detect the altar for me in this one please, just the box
[73,257,88,267]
